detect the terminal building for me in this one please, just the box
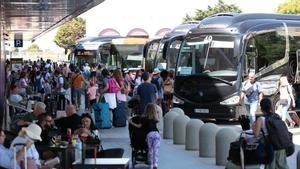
[0,0,106,126]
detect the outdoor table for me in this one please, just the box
[38,144,75,169]
[72,158,130,169]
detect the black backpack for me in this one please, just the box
[265,113,294,156]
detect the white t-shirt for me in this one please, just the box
[280,85,292,100]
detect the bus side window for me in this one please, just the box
[254,30,286,71]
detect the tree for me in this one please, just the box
[54,17,86,54]
[27,44,42,57]
[182,0,242,23]
[27,44,42,53]
[276,0,300,14]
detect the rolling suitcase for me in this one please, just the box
[13,143,27,169]
[113,101,127,127]
[93,102,112,129]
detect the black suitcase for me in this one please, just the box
[113,101,127,127]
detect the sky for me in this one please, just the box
[34,0,287,50]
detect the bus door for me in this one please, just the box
[296,50,300,83]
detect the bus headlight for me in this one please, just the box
[220,95,240,106]
[173,95,184,104]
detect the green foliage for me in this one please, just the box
[276,0,300,14]
[27,44,42,58]
[183,0,242,23]
[27,44,42,53]
[54,17,86,51]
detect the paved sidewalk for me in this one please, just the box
[99,125,300,169]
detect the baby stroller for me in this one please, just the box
[128,115,148,168]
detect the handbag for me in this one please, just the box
[279,99,288,105]
[228,131,274,165]
[238,115,250,131]
[116,91,126,102]
[245,85,254,97]
[163,84,173,95]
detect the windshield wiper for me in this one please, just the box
[205,76,233,86]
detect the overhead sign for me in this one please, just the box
[10,58,23,71]
[75,50,96,57]
[14,33,23,47]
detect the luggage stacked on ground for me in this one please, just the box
[113,101,127,127]
[92,101,111,129]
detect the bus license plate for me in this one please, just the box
[195,108,209,113]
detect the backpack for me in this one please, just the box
[108,78,119,93]
[265,113,294,155]
[34,76,43,91]
[59,76,70,90]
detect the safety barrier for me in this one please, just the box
[173,115,190,145]
[215,128,239,165]
[199,123,219,157]
[185,119,204,150]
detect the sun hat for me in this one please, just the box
[22,123,42,141]
[153,68,160,75]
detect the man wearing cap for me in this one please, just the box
[137,72,158,114]
[0,128,32,169]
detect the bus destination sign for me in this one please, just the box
[75,50,96,57]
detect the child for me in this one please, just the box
[128,103,160,169]
[87,81,98,111]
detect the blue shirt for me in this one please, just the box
[9,94,23,104]
[242,81,261,104]
[0,144,20,169]
[137,82,157,114]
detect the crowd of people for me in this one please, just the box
[2,58,175,169]
[240,72,297,129]
[239,72,296,169]
[3,57,296,169]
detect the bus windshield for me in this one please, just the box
[109,37,148,69]
[155,42,166,70]
[113,44,144,68]
[177,35,237,76]
[166,39,182,70]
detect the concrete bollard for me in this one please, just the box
[170,107,185,116]
[156,104,163,133]
[173,115,190,145]
[216,128,239,165]
[297,150,300,169]
[163,110,180,139]
[185,119,204,150]
[199,123,219,157]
